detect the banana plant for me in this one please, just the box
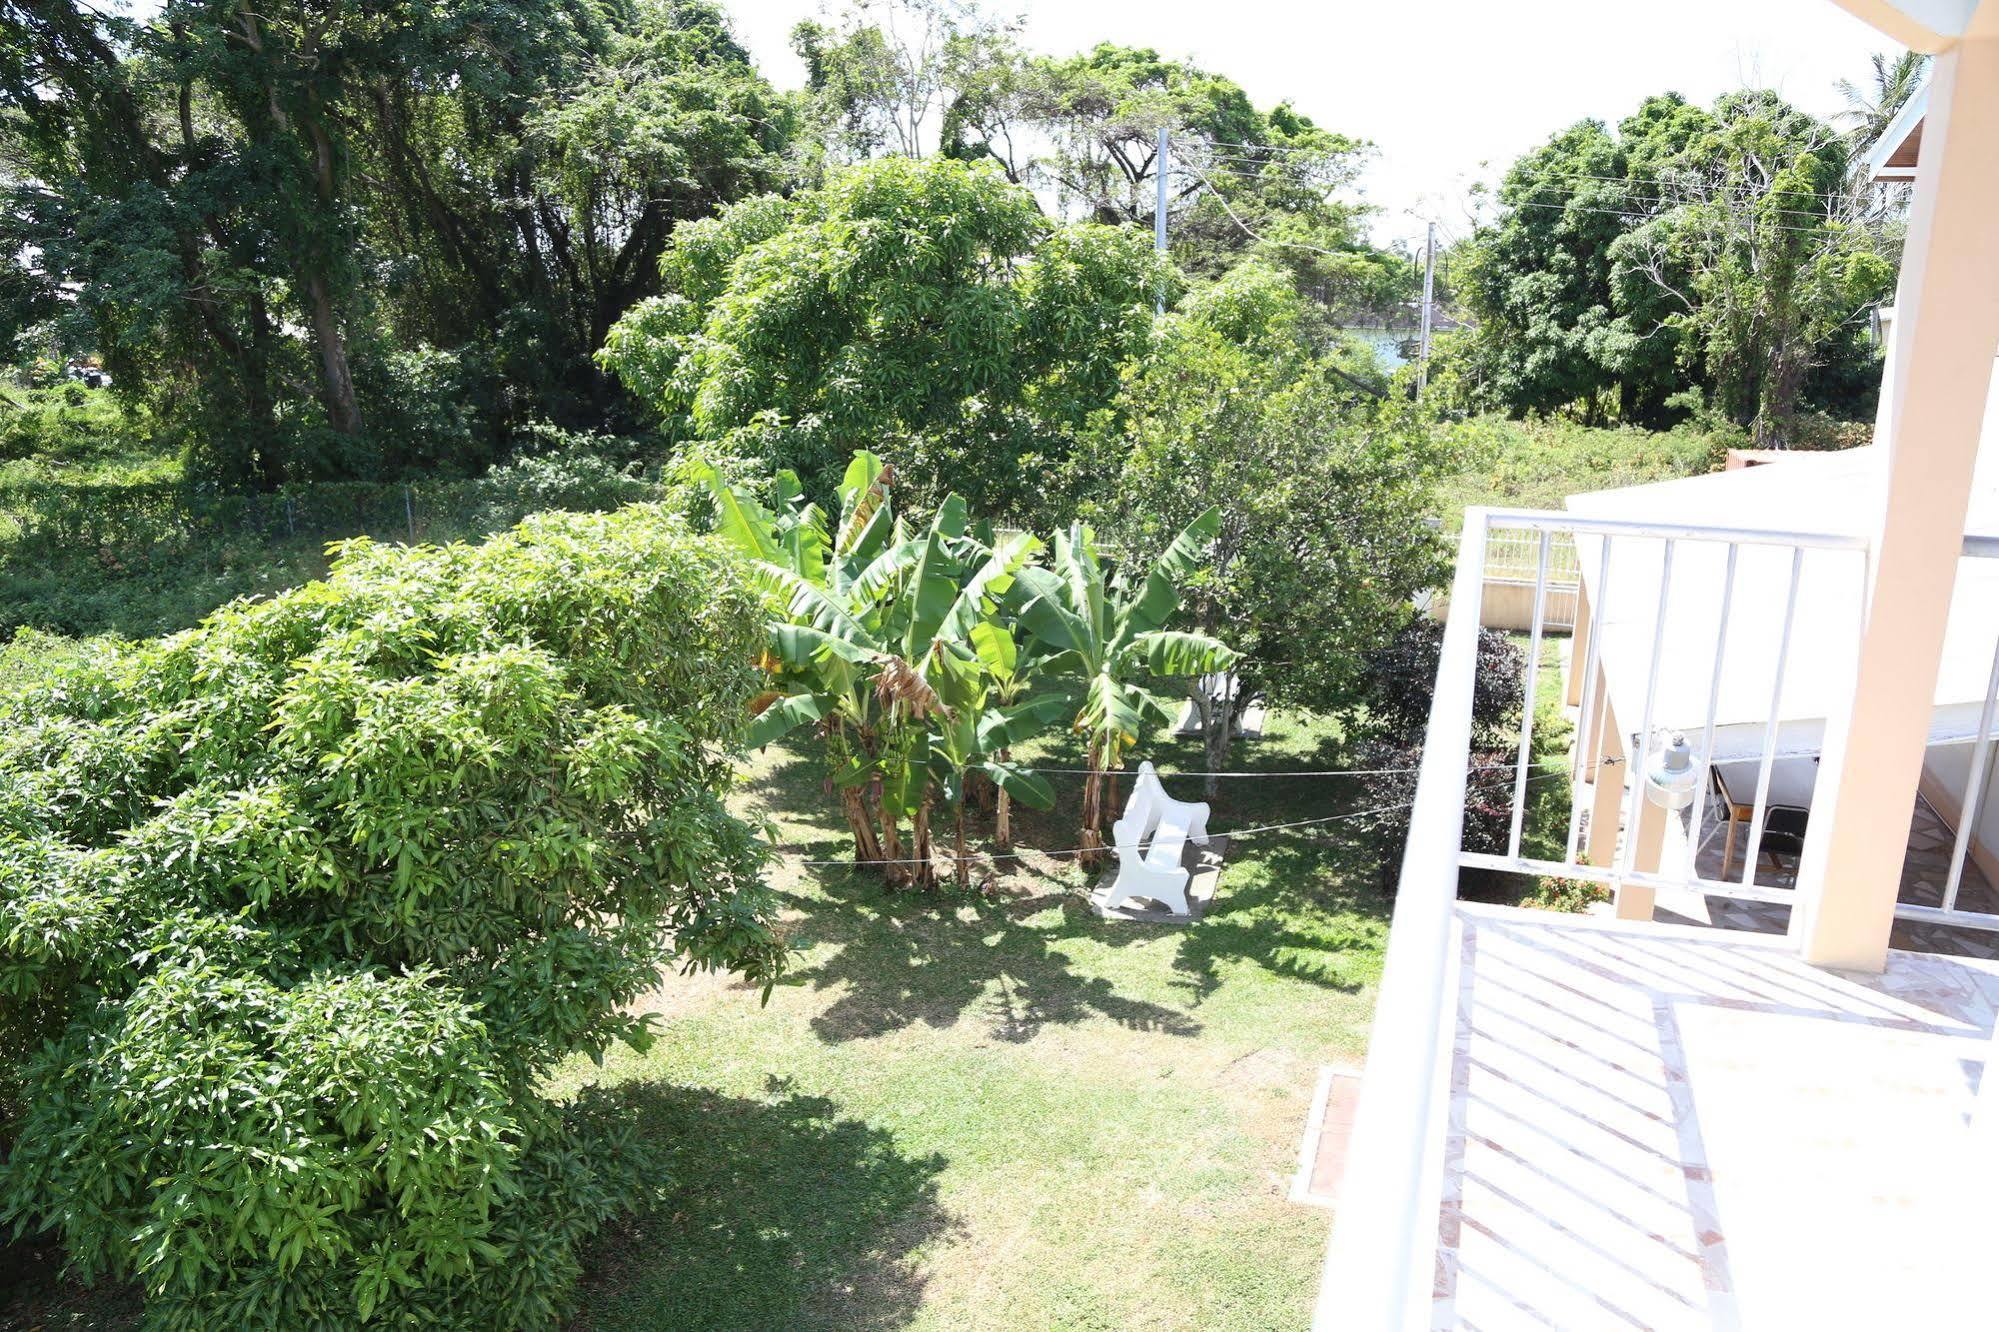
[706,452,1066,888]
[1012,508,1238,865]
[703,453,903,866]
[917,630,1068,886]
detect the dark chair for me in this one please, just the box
[1760,804,1810,868]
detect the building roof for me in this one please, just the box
[1562,424,1999,760]
[1867,80,1931,181]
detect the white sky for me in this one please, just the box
[727,0,1896,247]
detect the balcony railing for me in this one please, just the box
[1314,506,1999,1329]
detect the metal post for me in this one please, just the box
[404,485,416,544]
[1507,529,1553,859]
[1418,221,1436,392]
[1154,126,1170,314]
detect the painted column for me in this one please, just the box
[1566,585,1592,708]
[1585,703,1626,867]
[1792,38,1999,970]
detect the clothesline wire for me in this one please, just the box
[786,772,1569,868]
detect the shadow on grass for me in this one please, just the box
[570,1083,953,1332]
[1165,834,1389,1004]
[754,720,1398,1045]
[780,868,1205,1044]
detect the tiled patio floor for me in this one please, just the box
[1660,795,1999,960]
[1435,904,1996,1330]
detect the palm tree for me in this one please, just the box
[1835,50,1929,154]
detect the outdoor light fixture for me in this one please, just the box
[1644,732,1700,810]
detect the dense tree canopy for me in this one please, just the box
[599,154,1165,519]
[1101,263,1446,778]
[0,0,790,488]
[1449,87,1896,441]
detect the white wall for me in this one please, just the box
[1921,742,1999,872]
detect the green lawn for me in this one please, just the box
[553,713,1398,1331]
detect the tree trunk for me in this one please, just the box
[305,272,362,436]
[953,803,970,890]
[912,797,936,890]
[1753,345,1808,449]
[877,787,907,889]
[1203,684,1238,802]
[994,749,1013,849]
[840,784,882,867]
[1080,736,1106,869]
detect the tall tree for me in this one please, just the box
[1451,88,1895,441]
[1613,91,1895,445]
[598,154,1165,522]
[0,0,791,487]
[1834,50,1930,153]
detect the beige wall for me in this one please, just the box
[1429,580,1578,634]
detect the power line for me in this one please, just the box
[1506,199,1853,237]
[1176,158,1359,258]
[1504,185,1841,224]
[1527,170,1851,202]
[791,771,1572,868]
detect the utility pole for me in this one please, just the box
[1154,126,1170,314]
[1418,220,1436,392]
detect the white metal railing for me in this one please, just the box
[1322,511,1999,1328]
[1920,534,1999,929]
[1456,507,1869,910]
[1313,519,1487,1330]
[1316,506,1872,1331]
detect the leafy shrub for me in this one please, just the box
[1433,414,1731,521]
[0,506,785,1327]
[1349,620,1528,887]
[1357,618,1525,748]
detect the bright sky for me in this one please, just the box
[725,0,1895,247]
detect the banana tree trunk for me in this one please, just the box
[953,803,970,890]
[912,796,936,890]
[1080,735,1106,869]
[994,748,1013,850]
[840,784,882,867]
[878,795,907,889]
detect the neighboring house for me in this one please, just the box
[1315,2,1999,1328]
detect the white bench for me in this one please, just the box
[1102,763,1213,916]
[1112,762,1211,848]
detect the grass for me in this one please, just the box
[553,712,1400,1331]
[1435,414,1730,526]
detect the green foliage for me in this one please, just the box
[603,156,1164,521]
[702,452,1230,884]
[602,157,1161,520]
[0,506,785,1327]
[1098,264,1444,774]
[1,0,791,488]
[1433,413,1730,523]
[1449,88,1894,440]
[1346,624,1531,888]
[0,417,671,638]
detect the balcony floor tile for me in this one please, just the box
[1432,905,1996,1330]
